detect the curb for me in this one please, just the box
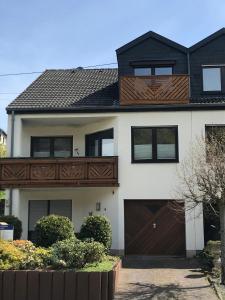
[208,276,224,300]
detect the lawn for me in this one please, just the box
[79,255,119,272]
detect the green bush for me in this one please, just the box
[199,240,221,276]
[79,215,112,252]
[83,241,105,264]
[0,215,22,239]
[34,215,75,248]
[50,238,86,269]
[50,238,105,269]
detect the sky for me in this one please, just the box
[0,0,225,131]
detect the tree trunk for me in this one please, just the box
[220,202,225,284]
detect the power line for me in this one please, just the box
[0,93,19,95]
[0,71,42,77]
[0,62,118,77]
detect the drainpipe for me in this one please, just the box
[8,111,15,215]
[187,51,191,98]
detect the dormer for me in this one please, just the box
[189,28,225,102]
[116,31,189,105]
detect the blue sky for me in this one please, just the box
[0,0,225,131]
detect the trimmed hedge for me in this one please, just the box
[0,215,22,239]
[34,215,75,247]
[50,238,105,269]
[79,215,112,252]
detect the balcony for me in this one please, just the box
[0,157,118,188]
[120,75,189,105]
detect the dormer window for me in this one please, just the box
[134,67,151,76]
[134,66,173,76]
[155,67,172,75]
[202,67,221,92]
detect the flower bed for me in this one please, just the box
[0,259,121,300]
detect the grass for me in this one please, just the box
[79,255,119,272]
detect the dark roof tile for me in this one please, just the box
[7,68,118,111]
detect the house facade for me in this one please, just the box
[1,29,225,257]
[0,129,7,146]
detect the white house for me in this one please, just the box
[0,129,7,146]
[1,29,225,257]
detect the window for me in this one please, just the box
[86,129,114,156]
[155,67,173,75]
[28,200,72,241]
[203,68,221,92]
[134,68,151,76]
[132,126,178,163]
[134,66,173,76]
[31,136,73,158]
[205,125,225,142]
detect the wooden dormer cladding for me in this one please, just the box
[120,75,189,105]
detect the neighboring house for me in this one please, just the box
[1,28,225,257]
[0,129,7,146]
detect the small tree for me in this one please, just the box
[0,143,6,158]
[0,144,6,210]
[176,133,225,284]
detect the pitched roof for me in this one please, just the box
[0,129,7,136]
[189,28,225,52]
[116,31,187,54]
[7,68,118,112]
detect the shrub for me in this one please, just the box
[50,238,105,269]
[50,238,86,269]
[199,240,221,277]
[12,240,51,269]
[0,240,25,270]
[34,215,75,247]
[83,241,105,264]
[79,215,112,252]
[0,215,22,239]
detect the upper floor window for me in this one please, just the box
[134,66,172,76]
[131,126,178,163]
[86,129,114,157]
[205,125,225,141]
[31,136,73,158]
[134,67,151,76]
[155,67,173,75]
[203,67,221,92]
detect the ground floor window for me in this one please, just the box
[28,199,72,241]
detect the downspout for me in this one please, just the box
[8,110,15,215]
[187,51,191,98]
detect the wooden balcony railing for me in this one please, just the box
[0,157,118,188]
[120,75,189,105]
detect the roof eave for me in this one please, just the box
[116,31,187,55]
[6,103,225,115]
[189,28,225,53]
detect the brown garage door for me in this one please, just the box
[124,200,185,255]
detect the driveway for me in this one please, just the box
[114,257,218,300]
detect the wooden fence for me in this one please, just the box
[0,262,120,300]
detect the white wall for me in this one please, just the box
[14,187,119,249]
[7,109,225,253]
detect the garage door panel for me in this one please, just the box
[124,200,185,255]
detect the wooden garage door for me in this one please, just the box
[124,200,185,255]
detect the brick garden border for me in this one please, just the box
[0,260,121,300]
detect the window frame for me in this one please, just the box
[202,67,222,93]
[134,65,174,76]
[85,128,114,157]
[131,126,179,163]
[31,136,73,158]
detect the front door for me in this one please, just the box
[124,200,185,255]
